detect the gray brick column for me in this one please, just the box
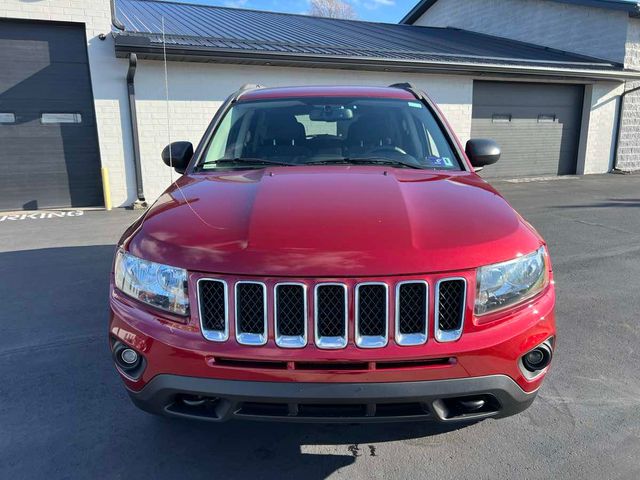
[616,20,640,171]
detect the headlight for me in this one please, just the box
[114,250,189,315]
[475,247,549,316]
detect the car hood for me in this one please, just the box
[125,166,541,277]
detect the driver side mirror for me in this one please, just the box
[465,139,500,171]
[162,141,193,174]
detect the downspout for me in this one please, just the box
[113,1,147,207]
[126,53,146,206]
[612,83,640,171]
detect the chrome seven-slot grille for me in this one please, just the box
[197,278,467,348]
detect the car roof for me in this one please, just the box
[238,85,417,102]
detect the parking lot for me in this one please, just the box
[1,174,639,480]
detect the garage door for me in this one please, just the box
[471,81,584,178]
[0,20,102,210]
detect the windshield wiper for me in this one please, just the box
[197,157,295,170]
[305,157,424,170]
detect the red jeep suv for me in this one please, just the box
[109,84,555,423]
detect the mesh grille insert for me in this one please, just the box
[276,284,305,337]
[357,284,387,337]
[398,283,427,334]
[437,280,465,331]
[316,285,346,338]
[236,283,266,334]
[199,280,226,332]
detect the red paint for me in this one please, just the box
[126,169,540,277]
[109,86,556,417]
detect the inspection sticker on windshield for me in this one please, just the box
[407,102,423,109]
[426,155,445,166]
[425,156,454,168]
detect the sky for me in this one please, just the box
[170,0,418,23]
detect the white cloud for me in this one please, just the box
[224,0,248,7]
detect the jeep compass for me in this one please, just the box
[109,84,556,423]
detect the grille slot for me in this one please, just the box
[395,281,428,346]
[314,284,347,349]
[297,404,367,418]
[296,361,369,371]
[355,283,388,348]
[198,279,228,341]
[275,283,307,348]
[435,278,466,342]
[235,402,431,420]
[235,282,267,345]
[214,357,288,370]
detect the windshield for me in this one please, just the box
[198,96,462,171]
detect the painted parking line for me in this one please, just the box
[0,210,85,222]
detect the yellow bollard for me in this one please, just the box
[101,167,112,211]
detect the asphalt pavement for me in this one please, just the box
[1,174,639,479]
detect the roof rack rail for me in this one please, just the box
[236,84,265,100]
[388,82,425,102]
[388,82,417,91]
[238,84,265,91]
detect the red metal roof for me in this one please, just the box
[238,86,416,101]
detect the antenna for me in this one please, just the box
[159,16,221,230]
[162,16,173,184]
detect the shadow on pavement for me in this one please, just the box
[124,415,469,479]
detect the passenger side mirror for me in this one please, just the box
[465,139,501,170]
[162,141,193,174]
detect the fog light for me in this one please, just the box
[522,343,552,372]
[111,340,145,379]
[120,348,139,365]
[525,349,544,365]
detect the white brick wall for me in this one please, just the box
[414,0,629,63]
[616,18,640,171]
[0,0,136,207]
[579,82,625,174]
[134,60,473,202]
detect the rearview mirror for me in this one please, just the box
[162,141,193,174]
[465,139,501,170]
[309,105,354,122]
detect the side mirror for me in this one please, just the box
[465,139,501,170]
[162,141,193,174]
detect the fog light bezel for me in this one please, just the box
[111,339,146,381]
[519,338,554,380]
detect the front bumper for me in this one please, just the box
[129,374,537,423]
[110,283,555,389]
[110,273,555,423]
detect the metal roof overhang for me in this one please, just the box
[114,35,640,82]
